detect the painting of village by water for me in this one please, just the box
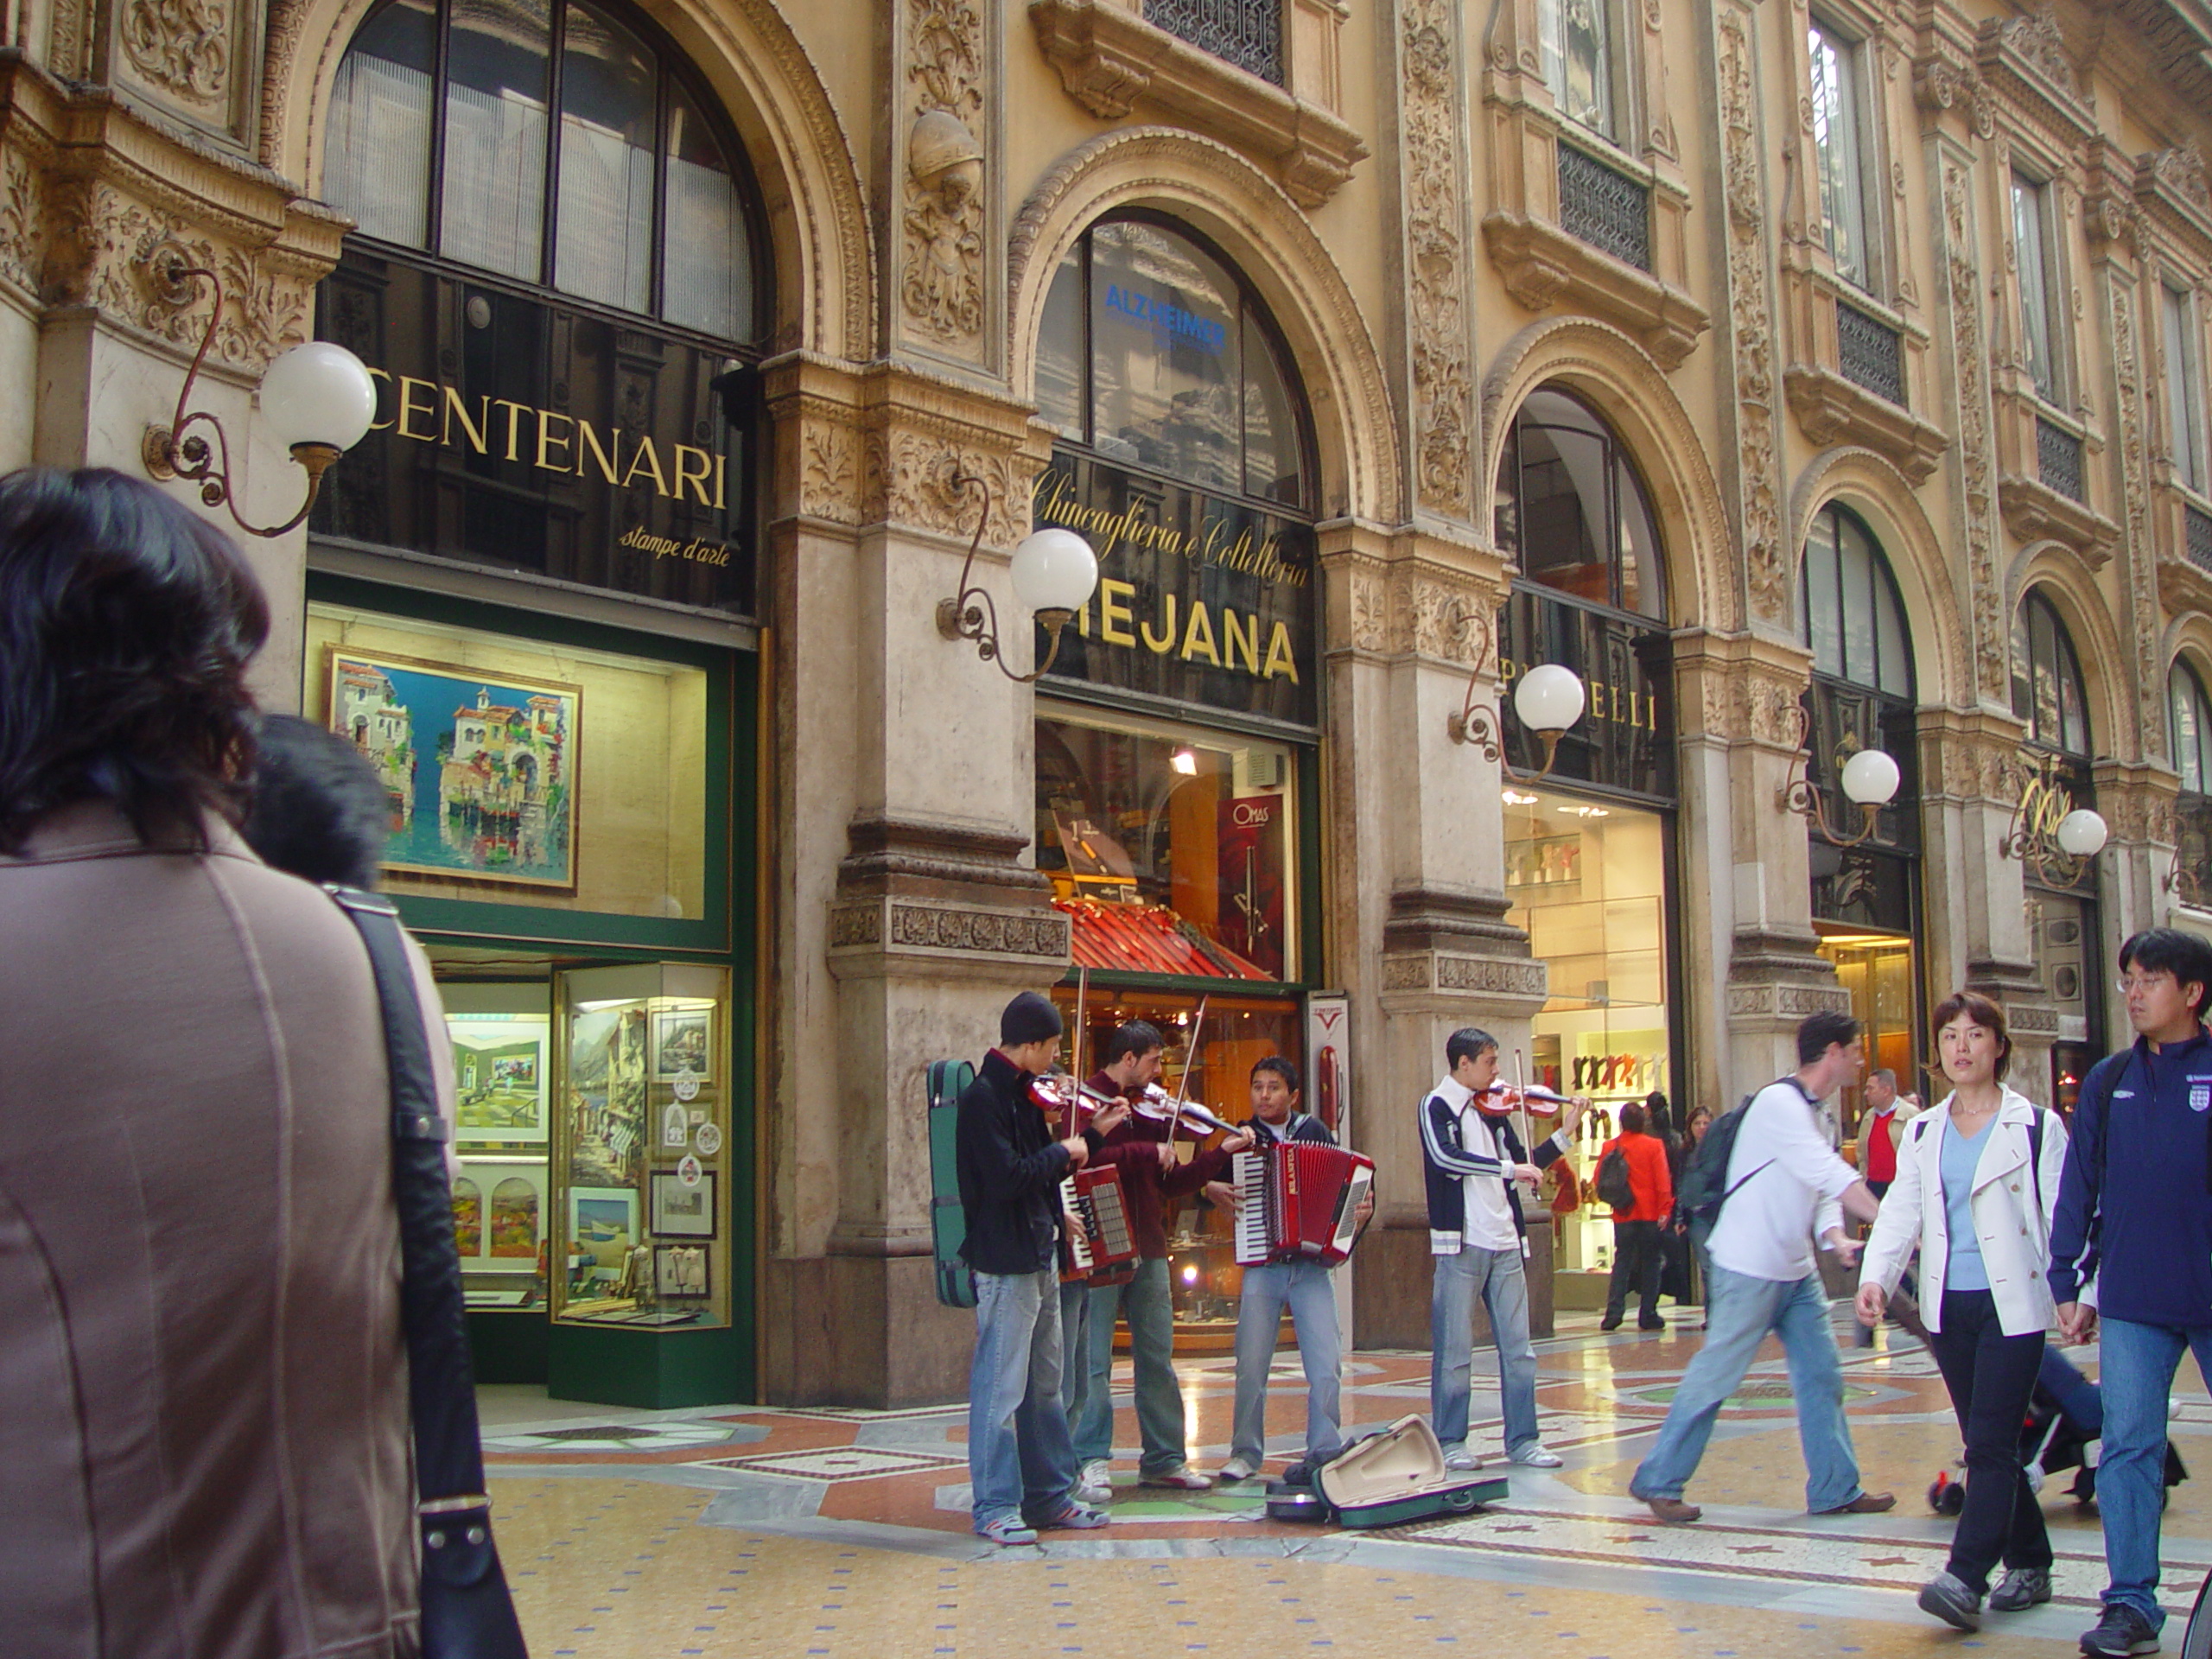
[325,648,580,890]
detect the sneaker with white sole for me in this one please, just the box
[1988,1567,2052,1611]
[1140,1463,1213,1491]
[1916,1571,1982,1632]
[1033,1502,1109,1531]
[2079,1602,2160,1656]
[978,1515,1038,1546]
[1075,1459,1112,1503]
[1213,1456,1259,1484]
[1442,1446,1483,1471]
[1509,1445,1564,1468]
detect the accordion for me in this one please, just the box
[1233,1142,1376,1267]
[1060,1165,1137,1286]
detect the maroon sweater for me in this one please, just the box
[1085,1070,1236,1260]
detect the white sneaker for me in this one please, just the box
[1443,1446,1483,1471]
[1213,1455,1259,1484]
[1510,1445,1564,1468]
[1076,1459,1112,1503]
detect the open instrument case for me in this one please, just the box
[1266,1414,1509,1528]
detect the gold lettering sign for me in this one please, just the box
[1499,655,1657,731]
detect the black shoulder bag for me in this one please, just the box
[329,887,531,1659]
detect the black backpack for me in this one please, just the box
[1594,1144,1636,1211]
[1675,1085,1785,1249]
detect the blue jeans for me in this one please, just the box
[1058,1279,1090,1438]
[1429,1244,1540,1455]
[2091,1317,2212,1630]
[1074,1256,1188,1472]
[1232,1259,1343,1465]
[1630,1264,1863,1511]
[968,1267,1081,1530]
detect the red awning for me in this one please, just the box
[1055,898,1271,980]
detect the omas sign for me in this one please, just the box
[1032,450,1318,728]
[313,252,755,615]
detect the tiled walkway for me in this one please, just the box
[483,1311,2212,1657]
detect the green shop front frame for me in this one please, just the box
[305,571,759,1408]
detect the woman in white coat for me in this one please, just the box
[1858,989,2068,1634]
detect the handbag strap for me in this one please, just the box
[326,885,488,1509]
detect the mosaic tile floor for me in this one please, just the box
[483,1308,2212,1657]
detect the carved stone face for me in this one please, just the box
[931,156,982,214]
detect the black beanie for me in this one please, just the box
[1000,991,1064,1047]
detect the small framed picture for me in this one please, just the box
[651,1008,712,1083]
[654,1244,710,1300]
[650,1169,716,1237]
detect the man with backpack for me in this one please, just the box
[1630,1010,1889,1523]
[2048,928,2212,1657]
[1597,1101,1674,1332]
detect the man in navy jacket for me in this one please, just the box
[955,991,1128,1544]
[2050,928,2212,1656]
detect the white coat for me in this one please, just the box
[1858,1085,2069,1336]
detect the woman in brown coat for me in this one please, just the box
[0,468,442,1657]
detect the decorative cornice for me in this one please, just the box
[1974,1,2095,145]
[1479,207,1710,371]
[1781,363,1948,484]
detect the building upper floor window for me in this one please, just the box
[1494,387,1663,620]
[2012,588,2090,757]
[2166,284,2205,495]
[1141,0,1283,85]
[2012,172,2060,404]
[1802,502,1912,698]
[1541,0,1616,141]
[325,0,761,342]
[2172,659,2212,793]
[1807,22,1869,290]
[1036,215,1311,511]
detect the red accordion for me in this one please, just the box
[1060,1165,1137,1286]
[1232,1142,1376,1267]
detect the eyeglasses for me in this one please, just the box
[2118,974,2176,995]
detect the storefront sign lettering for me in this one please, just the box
[1073,580,1299,683]
[1500,655,1658,730]
[1099,283,1229,355]
[1033,469,1308,588]
[365,369,729,509]
[617,525,735,567]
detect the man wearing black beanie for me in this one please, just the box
[957,989,1129,1544]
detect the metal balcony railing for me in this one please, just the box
[2037,416,2085,504]
[1556,143,1651,273]
[1836,299,1904,408]
[1142,0,1283,84]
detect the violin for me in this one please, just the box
[1130,1081,1239,1140]
[1029,1072,1130,1138]
[1471,1080,1584,1116]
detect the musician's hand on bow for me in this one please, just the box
[1154,1141,1179,1173]
[1092,1099,1132,1137]
[1219,1132,1254,1155]
[1060,1136,1090,1168]
[1203,1179,1241,1211]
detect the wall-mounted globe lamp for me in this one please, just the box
[1999,752,2108,887]
[936,473,1099,683]
[1777,706,1901,848]
[141,257,376,537]
[1447,626,1586,784]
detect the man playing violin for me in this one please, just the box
[956,991,1131,1545]
[1068,1020,1254,1500]
[1421,1027,1586,1473]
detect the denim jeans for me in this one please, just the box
[1074,1256,1188,1473]
[1058,1279,1090,1437]
[1429,1244,1540,1455]
[1924,1289,2050,1594]
[1630,1264,1863,1511]
[2091,1317,2212,1630]
[1231,1258,1343,1465]
[967,1266,1081,1530]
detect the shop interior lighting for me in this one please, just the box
[1567,804,1610,817]
[1169,746,1199,776]
[141,255,377,537]
[936,472,1099,682]
[1776,705,1900,849]
[1448,621,1586,784]
[1998,751,2109,887]
[1501,788,1541,805]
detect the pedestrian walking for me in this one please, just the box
[2050,928,2212,1656]
[1858,992,2067,1631]
[1597,1101,1674,1331]
[1629,1010,1891,1523]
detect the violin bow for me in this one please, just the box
[1171,994,1211,1128]
[1514,1046,1535,1162]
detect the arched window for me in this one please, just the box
[326,0,762,342]
[1495,388,1664,620]
[1035,215,1312,511]
[2011,589,2090,758]
[1802,503,1912,700]
[2172,659,2212,793]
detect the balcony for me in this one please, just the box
[1836,301,1904,406]
[1995,399,2117,565]
[1144,0,1281,83]
[2037,416,2086,503]
[1779,290,1947,481]
[1556,144,1651,272]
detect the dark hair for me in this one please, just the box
[1103,1020,1166,1067]
[2120,928,2212,1019]
[1929,988,2012,1082]
[243,715,391,889]
[0,467,269,853]
[1620,1102,1649,1135]
[1796,1009,1863,1065]
[1446,1027,1497,1070]
[1643,1090,1672,1138]
[1251,1055,1300,1095]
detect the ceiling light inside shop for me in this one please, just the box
[1567,805,1610,817]
[1502,789,1540,805]
[1170,747,1199,776]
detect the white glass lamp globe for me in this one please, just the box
[258,342,378,453]
[2056,808,2109,859]
[1513,664,1586,734]
[1009,527,1099,616]
[1840,747,1902,807]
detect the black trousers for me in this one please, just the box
[1925,1287,2051,1593]
[1605,1219,1662,1325]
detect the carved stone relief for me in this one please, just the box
[1990,0,2080,104]
[1942,162,2009,702]
[1719,10,1787,624]
[864,430,1027,543]
[1347,565,1388,653]
[0,150,44,296]
[2148,139,2212,215]
[799,423,861,525]
[1913,54,1994,140]
[1389,574,1493,665]
[1402,0,1475,522]
[2108,282,2163,755]
[123,0,232,105]
[901,0,988,352]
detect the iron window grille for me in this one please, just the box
[2037,416,2085,504]
[1142,0,1283,84]
[2188,505,2212,575]
[1556,143,1651,272]
[1835,299,1904,408]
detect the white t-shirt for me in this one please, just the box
[1432,1084,1522,1252]
[1706,1078,1860,1282]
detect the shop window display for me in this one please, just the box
[446,983,554,1309]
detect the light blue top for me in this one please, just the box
[1941,1115,1994,1292]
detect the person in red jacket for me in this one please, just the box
[1599,1101,1675,1332]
